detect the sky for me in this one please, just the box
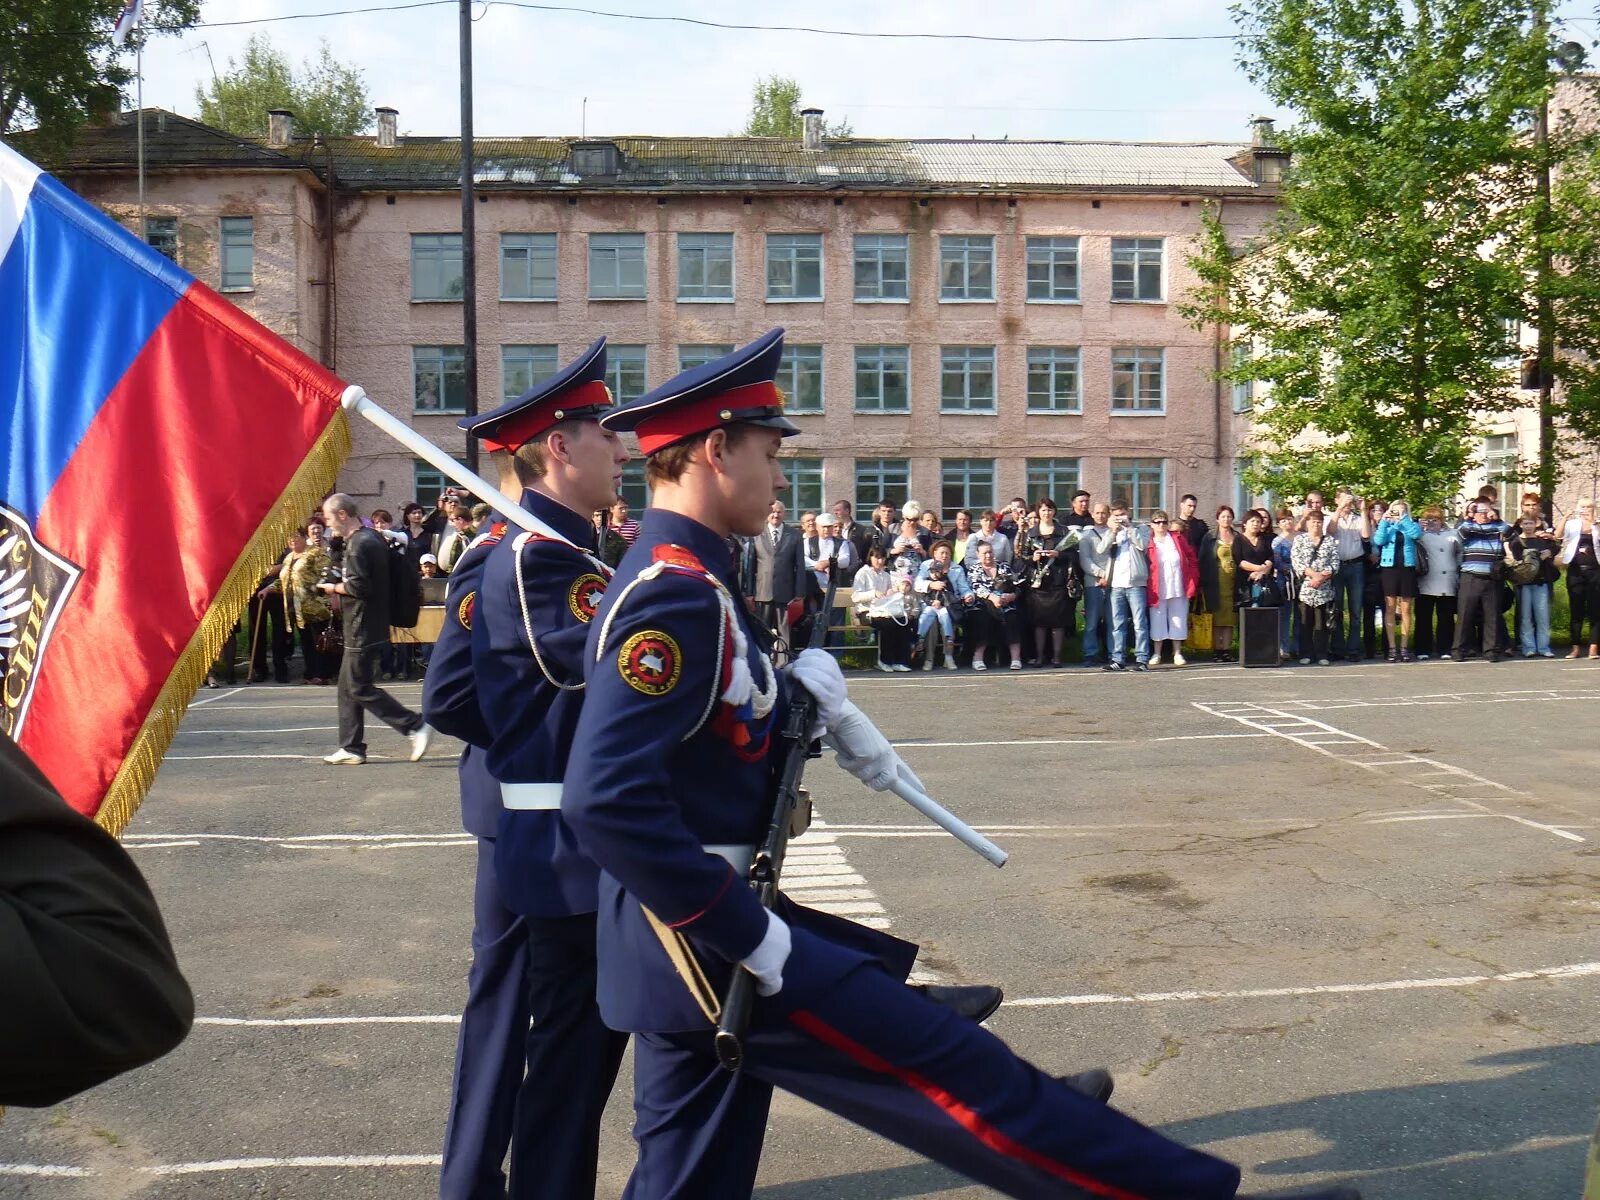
[130,0,1600,145]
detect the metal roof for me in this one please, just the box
[23,111,1263,195]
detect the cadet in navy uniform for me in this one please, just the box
[420,455,521,1198]
[468,339,634,1200]
[563,331,1357,1200]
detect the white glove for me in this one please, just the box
[740,908,792,997]
[825,702,926,795]
[790,647,847,731]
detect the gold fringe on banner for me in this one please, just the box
[95,410,352,837]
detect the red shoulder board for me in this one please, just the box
[652,544,707,573]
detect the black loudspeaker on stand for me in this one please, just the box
[1240,606,1282,668]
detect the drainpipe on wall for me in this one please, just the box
[1211,196,1228,486]
[322,140,338,368]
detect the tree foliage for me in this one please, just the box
[1184,0,1549,505]
[196,34,371,139]
[740,75,852,138]
[1548,115,1600,448]
[0,0,200,147]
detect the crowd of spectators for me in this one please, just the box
[744,485,1600,673]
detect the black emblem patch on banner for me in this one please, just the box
[0,505,84,740]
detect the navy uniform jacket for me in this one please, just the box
[474,489,608,918]
[422,524,506,838]
[563,511,913,1034]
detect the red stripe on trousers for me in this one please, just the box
[788,1009,1151,1200]
[22,284,344,813]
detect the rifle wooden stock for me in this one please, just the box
[714,553,838,1071]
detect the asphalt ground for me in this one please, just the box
[2,656,1598,1199]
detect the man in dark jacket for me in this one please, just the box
[319,493,431,765]
[0,734,193,1106]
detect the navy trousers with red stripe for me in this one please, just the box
[621,928,1240,1200]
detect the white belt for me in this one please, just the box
[501,782,563,811]
[705,843,756,871]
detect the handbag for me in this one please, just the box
[867,593,909,623]
[1185,610,1215,652]
[315,621,344,656]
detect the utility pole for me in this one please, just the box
[1533,0,1555,520]
[459,0,479,474]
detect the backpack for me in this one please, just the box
[384,533,422,627]
[1506,549,1542,585]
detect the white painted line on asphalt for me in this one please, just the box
[891,732,1268,749]
[142,1155,442,1176]
[166,753,329,761]
[1363,813,1490,825]
[283,839,472,851]
[1194,700,1587,844]
[125,840,204,849]
[1265,687,1600,712]
[1008,960,1600,1008]
[186,686,244,708]
[0,1165,93,1177]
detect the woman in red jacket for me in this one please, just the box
[1145,510,1200,667]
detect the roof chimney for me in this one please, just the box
[1250,116,1277,148]
[1247,116,1290,186]
[267,108,294,149]
[376,106,398,149]
[801,107,824,152]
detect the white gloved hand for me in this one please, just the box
[790,647,848,732]
[825,702,924,794]
[740,908,792,997]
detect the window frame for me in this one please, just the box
[1110,236,1165,303]
[606,344,649,405]
[219,215,254,292]
[777,343,825,414]
[676,232,736,303]
[855,457,911,512]
[1110,346,1167,415]
[765,233,824,302]
[678,344,736,372]
[938,234,996,303]
[500,344,560,402]
[1024,236,1080,303]
[1109,457,1167,520]
[939,345,998,414]
[412,344,468,415]
[1025,346,1083,414]
[782,456,826,515]
[411,232,465,302]
[1230,342,1254,413]
[853,233,910,303]
[1483,433,1520,494]
[1025,458,1083,505]
[618,459,650,511]
[144,215,178,262]
[500,232,558,302]
[940,457,996,522]
[413,462,451,508]
[587,232,647,300]
[854,345,912,414]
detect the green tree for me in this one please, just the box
[0,0,200,147]
[196,34,370,139]
[1550,136,1600,449]
[1184,0,1549,504]
[740,75,852,138]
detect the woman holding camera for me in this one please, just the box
[1016,498,1077,668]
[852,546,916,672]
[1372,499,1424,662]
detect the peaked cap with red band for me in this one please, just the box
[458,337,611,452]
[599,327,800,455]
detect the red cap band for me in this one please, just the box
[481,380,613,453]
[635,382,783,455]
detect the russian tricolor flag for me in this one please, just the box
[1,142,350,833]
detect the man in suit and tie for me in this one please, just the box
[752,499,807,661]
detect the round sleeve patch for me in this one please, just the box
[618,630,682,696]
[456,591,476,630]
[568,573,607,622]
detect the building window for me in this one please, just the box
[588,233,646,299]
[1231,342,1254,413]
[783,457,825,514]
[939,235,994,301]
[1234,456,1256,518]
[855,458,911,511]
[766,233,823,301]
[618,459,650,511]
[219,216,254,291]
[854,345,911,413]
[413,345,467,413]
[677,232,734,301]
[1026,458,1082,505]
[1111,237,1164,302]
[413,461,451,508]
[1109,457,1166,519]
[1111,347,1165,413]
[144,216,177,261]
[1025,236,1079,302]
[940,346,996,413]
[777,344,824,413]
[853,233,909,301]
[941,458,995,520]
[1483,434,1519,495]
[501,233,557,300]
[679,344,735,371]
[501,344,559,401]
[411,233,464,301]
[606,345,648,405]
[1026,347,1082,413]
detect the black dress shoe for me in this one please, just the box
[1059,1068,1114,1103]
[910,983,1003,1023]
[1239,1189,1360,1199]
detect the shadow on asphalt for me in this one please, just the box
[753,1045,1599,1198]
